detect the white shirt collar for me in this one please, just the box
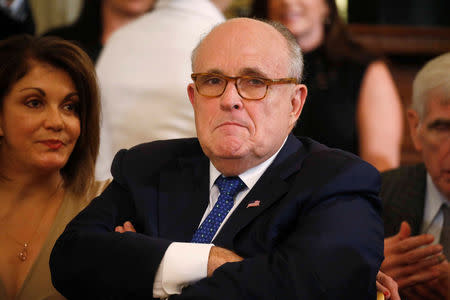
[209,137,288,191]
[422,173,449,232]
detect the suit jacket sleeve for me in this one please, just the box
[171,153,384,300]
[50,148,172,299]
[50,139,384,300]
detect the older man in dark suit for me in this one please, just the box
[381,52,450,299]
[50,18,384,299]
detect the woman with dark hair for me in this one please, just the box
[253,0,403,172]
[0,35,109,300]
[45,0,155,62]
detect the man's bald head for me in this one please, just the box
[191,18,303,83]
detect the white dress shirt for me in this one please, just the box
[420,173,449,243]
[152,140,286,298]
[95,0,225,180]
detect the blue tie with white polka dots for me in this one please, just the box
[191,176,246,243]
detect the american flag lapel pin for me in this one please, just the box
[246,200,260,208]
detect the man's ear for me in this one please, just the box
[289,84,307,128]
[187,83,196,107]
[407,108,422,152]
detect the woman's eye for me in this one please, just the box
[63,102,79,113]
[25,99,42,108]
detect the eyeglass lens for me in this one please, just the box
[196,74,267,100]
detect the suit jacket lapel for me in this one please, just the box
[214,135,308,249]
[382,164,427,236]
[158,153,210,242]
[394,164,427,235]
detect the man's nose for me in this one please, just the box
[220,81,243,111]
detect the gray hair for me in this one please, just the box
[412,52,450,120]
[191,18,304,83]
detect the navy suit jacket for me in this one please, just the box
[50,135,384,299]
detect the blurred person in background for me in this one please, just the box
[94,0,232,180]
[45,0,155,63]
[0,0,35,40]
[252,0,403,172]
[0,35,109,300]
[381,52,450,300]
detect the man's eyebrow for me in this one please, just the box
[19,87,46,96]
[240,67,269,78]
[427,119,450,129]
[204,68,270,78]
[205,69,224,75]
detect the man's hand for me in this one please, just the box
[377,271,400,300]
[115,221,136,233]
[401,261,449,300]
[115,222,242,278]
[381,221,445,288]
[207,246,243,277]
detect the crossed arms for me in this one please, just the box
[50,142,384,299]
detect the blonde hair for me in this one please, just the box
[412,52,450,119]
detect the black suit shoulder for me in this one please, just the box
[284,138,381,213]
[380,163,426,207]
[299,137,380,190]
[381,164,426,192]
[380,164,427,236]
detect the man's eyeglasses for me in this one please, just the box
[191,73,298,100]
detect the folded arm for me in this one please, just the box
[50,179,173,299]
[171,179,384,299]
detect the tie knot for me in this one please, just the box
[215,176,246,198]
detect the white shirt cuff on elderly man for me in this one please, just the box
[153,242,214,298]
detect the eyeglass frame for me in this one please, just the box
[191,72,298,100]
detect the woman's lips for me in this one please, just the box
[40,140,64,150]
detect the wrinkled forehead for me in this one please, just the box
[425,87,450,112]
[194,19,291,78]
[423,90,450,119]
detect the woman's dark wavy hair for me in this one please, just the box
[0,35,100,196]
[251,0,377,64]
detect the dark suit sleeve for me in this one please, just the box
[50,149,172,299]
[171,157,384,300]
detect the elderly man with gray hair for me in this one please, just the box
[51,18,387,299]
[381,52,450,300]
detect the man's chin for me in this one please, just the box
[213,147,246,160]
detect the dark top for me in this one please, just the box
[293,47,370,155]
[380,164,427,300]
[0,0,35,40]
[44,0,102,63]
[380,163,427,238]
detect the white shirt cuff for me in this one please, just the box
[153,242,213,298]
